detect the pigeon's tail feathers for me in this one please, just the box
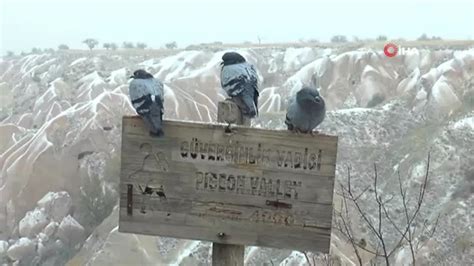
[253,86,259,115]
[240,91,258,118]
[285,113,294,130]
[142,100,164,137]
[133,94,164,137]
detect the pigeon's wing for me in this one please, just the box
[247,64,258,85]
[309,101,326,129]
[129,79,164,136]
[220,63,251,97]
[142,100,164,136]
[285,99,297,130]
[285,113,294,130]
[129,79,154,111]
[220,63,260,117]
[239,88,258,117]
[247,64,259,113]
[130,78,165,109]
[151,78,165,103]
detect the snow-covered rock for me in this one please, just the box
[18,208,49,237]
[279,250,306,265]
[37,232,48,243]
[6,237,36,261]
[57,215,85,246]
[452,116,474,130]
[283,47,319,72]
[107,68,129,85]
[43,221,59,238]
[37,241,48,258]
[395,247,412,266]
[37,191,72,222]
[0,240,8,256]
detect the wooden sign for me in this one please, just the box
[119,116,338,253]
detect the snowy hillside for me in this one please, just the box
[0,46,473,265]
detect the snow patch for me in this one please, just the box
[259,87,281,112]
[335,107,374,114]
[430,76,461,111]
[283,47,317,71]
[37,191,72,221]
[43,221,59,237]
[0,240,8,256]
[279,250,305,266]
[139,58,158,67]
[108,68,128,85]
[56,215,85,245]
[19,208,49,237]
[78,71,103,84]
[169,241,201,266]
[7,237,36,261]
[451,116,474,130]
[70,57,87,66]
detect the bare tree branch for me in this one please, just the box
[337,153,437,266]
[373,164,390,265]
[303,251,312,266]
[339,184,364,265]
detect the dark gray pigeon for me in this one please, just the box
[285,86,326,134]
[220,52,259,118]
[129,69,165,137]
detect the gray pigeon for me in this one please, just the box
[129,69,165,137]
[220,52,259,118]
[285,86,326,134]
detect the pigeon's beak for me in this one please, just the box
[220,61,224,66]
[129,75,134,79]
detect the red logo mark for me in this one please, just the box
[383,43,398,57]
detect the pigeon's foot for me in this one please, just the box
[310,130,320,136]
[246,110,257,118]
[224,123,234,134]
[290,128,301,135]
[149,130,164,137]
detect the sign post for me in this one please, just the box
[213,100,248,265]
[119,101,338,265]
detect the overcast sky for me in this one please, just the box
[1,0,473,54]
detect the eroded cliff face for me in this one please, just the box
[0,46,472,265]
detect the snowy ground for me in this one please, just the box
[0,45,473,265]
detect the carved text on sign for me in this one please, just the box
[180,138,323,171]
[120,118,338,252]
[250,210,295,225]
[195,171,302,199]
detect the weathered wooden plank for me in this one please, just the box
[119,217,331,253]
[121,121,338,177]
[123,116,338,146]
[120,170,334,205]
[119,116,338,252]
[119,205,332,233]
[118,194,333,228]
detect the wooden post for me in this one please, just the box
[217,100,251,127]
[212,243,245,266]
[213,99,247,266]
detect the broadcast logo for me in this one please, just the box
[383,43,399,57]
